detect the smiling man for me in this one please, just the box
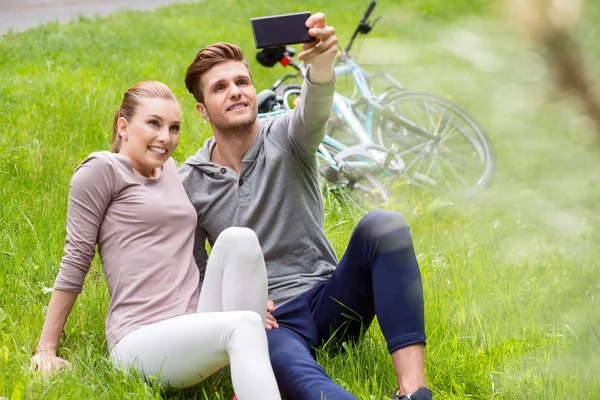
[178,12,431,400]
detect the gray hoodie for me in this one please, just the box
[179,77,339,306]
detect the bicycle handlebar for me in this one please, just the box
[362,1,376,23]
[257,2,378,72]
[344,1,377,55]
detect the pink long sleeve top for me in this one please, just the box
[54,151,200,350]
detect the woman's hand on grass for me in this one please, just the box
[31,289,78,375]
[30,349,71,374]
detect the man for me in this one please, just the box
[178,12,431,400]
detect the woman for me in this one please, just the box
[30,81,281,399]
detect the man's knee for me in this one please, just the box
[358,210,407,232]
[356,210,412,251]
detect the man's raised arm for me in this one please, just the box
[279,12,338,159]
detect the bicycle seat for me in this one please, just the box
[256,46,296,67]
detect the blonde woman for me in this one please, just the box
[30,81,281,400]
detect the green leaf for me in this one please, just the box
[10,378,25,400]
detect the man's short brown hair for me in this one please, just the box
[184,42,251,104]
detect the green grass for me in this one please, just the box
[1,0,600,398]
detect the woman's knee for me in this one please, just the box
[217,227,260,245]
[227,311,267,346]
[228,310,264,335]
[215,227,263,259]
[234,309,263,326]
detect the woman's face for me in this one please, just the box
[118,97,181,178]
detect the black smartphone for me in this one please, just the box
[250,12,316,49]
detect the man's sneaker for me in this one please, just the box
[391,386,432,400]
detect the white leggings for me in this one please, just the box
[110,227,281,400]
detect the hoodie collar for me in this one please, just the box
[183,119,267,173]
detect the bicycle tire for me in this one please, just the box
[372,91,495,192]
[319,143,390,204]
[275,84,302,110]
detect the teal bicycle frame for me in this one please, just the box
[257,58,408,176]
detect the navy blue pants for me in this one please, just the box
[267,210,426,400]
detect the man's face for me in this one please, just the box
[197,60,258,134]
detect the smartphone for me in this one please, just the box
[250,12,316,49]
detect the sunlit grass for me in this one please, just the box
[1,0,599,398]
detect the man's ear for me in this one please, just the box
[117,117,128,141]
[196,103,210,121]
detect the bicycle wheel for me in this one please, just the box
[318,142,391,204]
[275,84,302,110]
[372,91,495,192]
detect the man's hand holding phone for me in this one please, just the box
[298,12,337,84]
[250,11,337,84]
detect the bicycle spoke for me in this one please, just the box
[446,148,485,166]
[404,144,430,174]
[443,138,486,163]
[439,155,472,188]
[396,141,431,157]
[421,102,443,134]
[444,159,483,178]
[429,102,445,135]
[438,113,458,138]
[425,103,437,132]
[424,153,437,183]
[414,102,436,133]
[439,125,487,161]
[438,127,464,145]
[439,120,478,145]
[395,101,424,132]
[435,158,455,191]
[409,101,430,131]
[413,145,433,175]
[441,140,480,156]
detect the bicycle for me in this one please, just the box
[256,0,495,196]
[257,62,395,204]
[256,106,393,205]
